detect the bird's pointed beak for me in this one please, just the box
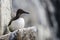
[23,11,29,14]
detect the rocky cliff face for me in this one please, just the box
[0,0,11,35]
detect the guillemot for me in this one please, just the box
[8,9,29,32]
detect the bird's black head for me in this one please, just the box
[16,9,29,17]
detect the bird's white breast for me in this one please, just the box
[9,18,25,31]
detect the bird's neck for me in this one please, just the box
[14,13,22,20]
[15,16,20,20]
[12,15,20,21]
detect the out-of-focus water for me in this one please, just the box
[11,0,60,40]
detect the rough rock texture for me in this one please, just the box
[0,33,11,40]
[0,27,37,40]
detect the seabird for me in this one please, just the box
[8,9,29,32]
